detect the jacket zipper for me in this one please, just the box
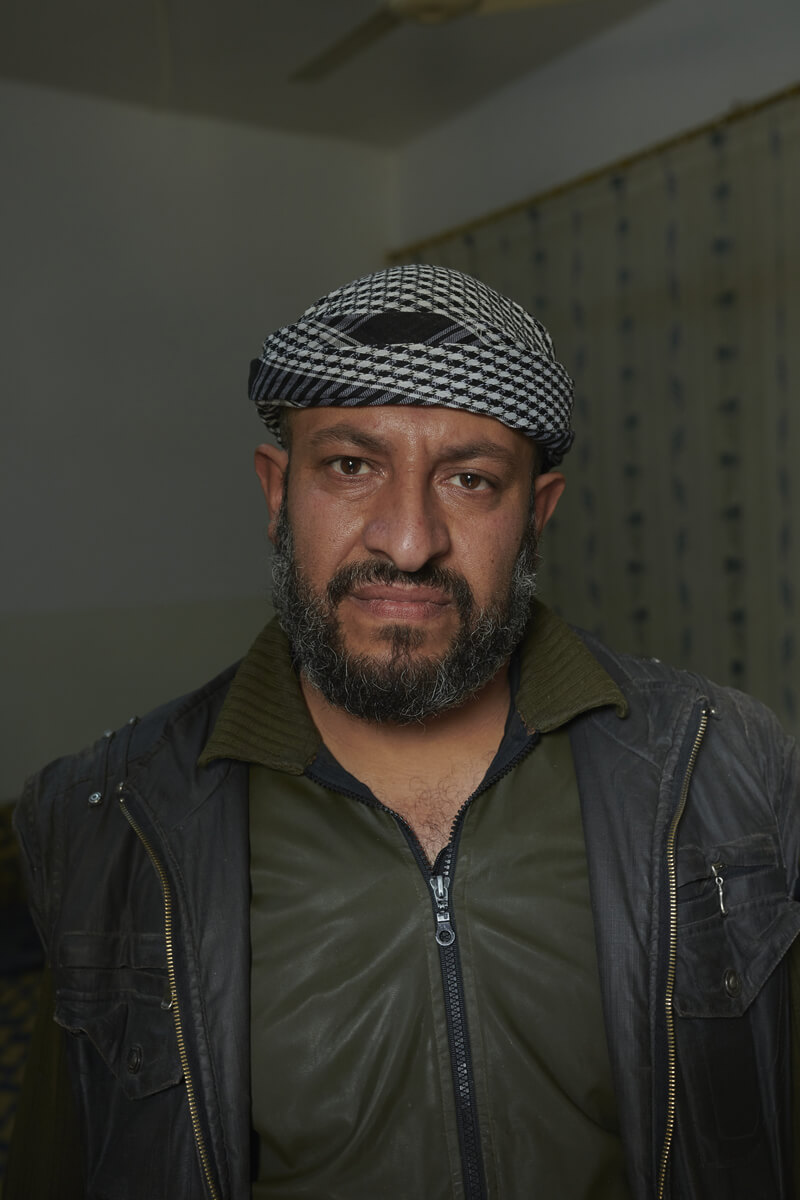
[309,739,535,1200]
[118,788,221,1200]
[429,835,486,1200]
[656,702,709,1200]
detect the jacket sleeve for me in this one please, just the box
[790,937,800,1199]
[3,967,84,1199]
[779,732,800,1197]
[5,766,87,1197]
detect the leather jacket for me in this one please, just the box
[12,621,800,1199]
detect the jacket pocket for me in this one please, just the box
[51,931,202,1198]
[671,833,800,1179]
[674,831,800,1018]
[53,930,183,1102]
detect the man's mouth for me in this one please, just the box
[347,583,453,621]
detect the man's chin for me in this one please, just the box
[343,621,455,661]
[339,604,459,650]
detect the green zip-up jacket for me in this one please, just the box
[8,603,800,1198]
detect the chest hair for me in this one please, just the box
[368,761,493,865]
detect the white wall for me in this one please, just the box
[0,80,390,795]
[389,0,800,249]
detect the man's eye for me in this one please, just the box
[332,457,369,476]
[454,472,489,491]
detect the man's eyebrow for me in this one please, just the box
[307,424,521,468]
[438,440,519,468]
[306,424,388,454]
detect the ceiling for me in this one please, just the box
[0,0,657,147]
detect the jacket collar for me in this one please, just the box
[516,601,628,732]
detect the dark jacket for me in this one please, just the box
[10,620,800,1199]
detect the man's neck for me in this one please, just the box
[300,666,513,863]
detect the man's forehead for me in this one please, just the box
[289,405,535,466]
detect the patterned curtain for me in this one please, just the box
[392,85,800,735]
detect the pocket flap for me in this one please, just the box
[55,991,184,1101]
[57,930,167,970]
[673,896,800,1018]
[677,832,778,888]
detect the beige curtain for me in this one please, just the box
[393,86,800,735]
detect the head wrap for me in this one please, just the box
[249,264,574,467]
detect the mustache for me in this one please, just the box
[326,560,474,618]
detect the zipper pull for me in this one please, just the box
[430,875,456,947]
[711,861,728,916]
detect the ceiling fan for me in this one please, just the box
[291,0,582,82]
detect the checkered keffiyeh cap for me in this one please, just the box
[249,264,574,466]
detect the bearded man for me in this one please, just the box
[8,266,800,1200]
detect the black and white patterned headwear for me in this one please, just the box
[249,264,574,467]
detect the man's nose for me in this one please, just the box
[362,474,450,572]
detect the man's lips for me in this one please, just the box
[351,584,451,604]
[346,583,453,620]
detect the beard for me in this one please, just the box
[270,502,539,724]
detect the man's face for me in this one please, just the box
[256,406,564,722]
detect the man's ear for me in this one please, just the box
[532,471,566,535]
[254,443,289,544]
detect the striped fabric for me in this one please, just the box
[249,265,575,467]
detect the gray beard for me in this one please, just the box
[270,502,538,724]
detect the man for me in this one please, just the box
[8,265,800,1199]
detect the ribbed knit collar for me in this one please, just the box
[198,599,627,773]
